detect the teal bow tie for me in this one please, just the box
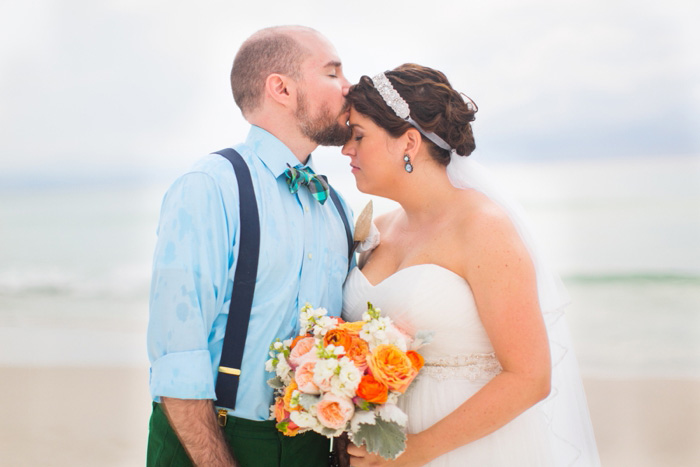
[284,164,330,205]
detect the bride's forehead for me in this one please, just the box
[348,108,373,125]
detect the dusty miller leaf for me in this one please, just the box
[267,376,284,389]
[349,418,406,460]
[298,393,320,411]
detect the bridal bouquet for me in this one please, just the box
[265,302,430,460]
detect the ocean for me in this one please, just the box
[1,154,698,379]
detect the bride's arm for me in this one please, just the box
[349,207,551,467]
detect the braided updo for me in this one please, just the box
[346,63,477,166]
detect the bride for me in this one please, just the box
[340,64,600,466]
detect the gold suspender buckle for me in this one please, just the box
[217,409,228,427]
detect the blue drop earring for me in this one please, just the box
[403,154,413,173]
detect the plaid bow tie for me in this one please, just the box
[284,164,330,205]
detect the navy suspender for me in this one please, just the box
[213,148,352,410]
[214,149,260,410]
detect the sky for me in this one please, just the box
[0,0,698,183]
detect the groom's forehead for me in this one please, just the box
[296,32,340,68]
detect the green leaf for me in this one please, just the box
[267,376,284,389]
[355,398,372,411]
[350,418,406,460]
[276,420,289,432]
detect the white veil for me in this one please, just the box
[447,152,601,467]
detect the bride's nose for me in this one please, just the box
[341,141,354,157]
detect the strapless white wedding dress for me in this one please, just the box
[342,264,555,467]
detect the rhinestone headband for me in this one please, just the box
[370,72,452,152]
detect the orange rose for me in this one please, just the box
[289,336,316,367]
[367,344,418,393]
[406,350,425,371]
[345,336,369,372]
[323,329,353,353]
[283,380,301,411]
[273,396,286,423]
[337,320,365,335]
[274,396,300,436]
[356,373,389,404]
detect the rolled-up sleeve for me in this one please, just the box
[147,171,235,401]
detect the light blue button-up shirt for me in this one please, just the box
[147,125,353,421]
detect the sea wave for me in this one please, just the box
[563,273,700,284]
[0,266,150,300]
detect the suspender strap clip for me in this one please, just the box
[217,409,228,427]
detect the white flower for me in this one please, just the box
[290,410,321,430]
[264,358,275,373]
[312,315,337,337]
[330,357,362,398]
[299,305,328,334]
[360,317,410,351]
[313,358,339,392]
[275,357,292,384]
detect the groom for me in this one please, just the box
[146,26,353,466]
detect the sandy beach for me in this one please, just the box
[1,367,699,466]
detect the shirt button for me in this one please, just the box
[307,253,312,260]
[304,206,309,213]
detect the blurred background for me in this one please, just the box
[1,0,698,465]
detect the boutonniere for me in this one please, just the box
[353,201,379,253]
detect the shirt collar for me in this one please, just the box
[245,125,317,177]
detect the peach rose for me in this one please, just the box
[289,335,306,350]
[367,344,418,393]
[345,336,369,372]
[356,373,389,404]
[316,392,354,430]
[294,360,320,394]
[406,350,425,372]
[289,336,316,368]
[323,329,353,353]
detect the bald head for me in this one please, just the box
[231,26,322,116]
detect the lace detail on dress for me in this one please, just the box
[421,352,502,382]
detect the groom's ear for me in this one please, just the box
[265,73,295,109]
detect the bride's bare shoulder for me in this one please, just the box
[456,189,522,247]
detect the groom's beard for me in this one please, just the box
[296,91,351,146]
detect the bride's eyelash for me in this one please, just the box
[354,136,363,141]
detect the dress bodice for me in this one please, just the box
[343,264,497,359]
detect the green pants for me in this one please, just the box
[147,403,330,467]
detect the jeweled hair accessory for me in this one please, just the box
[371,73,410,119]
[370,72,452,152]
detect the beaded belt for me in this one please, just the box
[421,352,502,382]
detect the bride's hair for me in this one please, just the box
[346,64,477,165]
